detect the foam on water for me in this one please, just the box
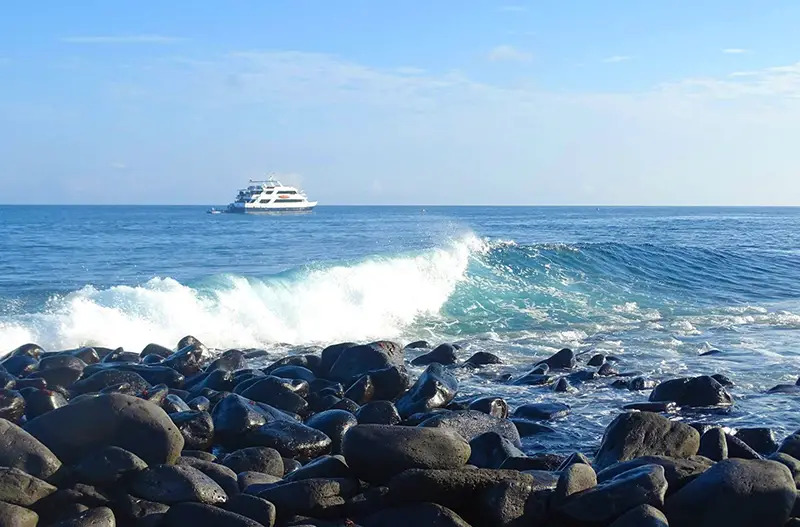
[0,233,486,352]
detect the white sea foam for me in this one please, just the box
[0,234,486,353]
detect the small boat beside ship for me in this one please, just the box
[226,177,317,213]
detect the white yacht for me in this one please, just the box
[226,177,317,213]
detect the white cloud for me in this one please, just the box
[602,55,632,63]
[61,35,184,44]
[488,45,532,63]
[662,62,800,99]
[723,48,749,54]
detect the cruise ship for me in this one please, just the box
[226,177,317,213]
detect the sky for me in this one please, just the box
[1,1,800,205]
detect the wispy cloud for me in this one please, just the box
[61,34,184,44]
[722,48,749,54]
[110,162,127,170]
[602,55,632,63]
[488,45,532,63]
[499,5,527,12]
[663,62,800,99]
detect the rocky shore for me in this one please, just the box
[0,337,798,526]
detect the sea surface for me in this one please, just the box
[2,205,800,454]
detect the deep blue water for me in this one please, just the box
[2,205,800,453]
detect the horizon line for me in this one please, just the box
[1,203,799,208]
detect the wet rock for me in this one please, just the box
[587,354,605,366]
[0,467,57,506]
[553,377,575,393]
[557,464,667,525]
[341,424,470,483]
[361,502,470,527]
[664,458,795,527]
[468,396,508,418]
[553,463,597,505]
[500,452,564,471]
[244,419,332,459]
[698,427,728,461]
[509,418,555,437]
[779,434,800,460]
[735,427,779,455]
[768,452,800,487]
[187,395,211,412]
[71,370,151,395]
[331,397,360,413]
[164,502,262,527]
[162,345,205,377]
[186,370,235,395]
[567,370,598,384]
[327,342,404,384]
[223,447,284,477]
[130,464,227,505]
[535,348,576,370]
[177,457,239,498]
[163,393,191,413]
[725,433,763,460]
[594,411,700,470]
[0,501,38,527]
[355,401,401,425]
[47,506,115,527]
[282,458,301,476]
[766,384,800,394]
[240,377,309,416]
[9,343,44,359]
[418,409,521,446]
[211,394,286,445]
[405,340,431,349]
[270,365,316,383]
[597,363,618,377]
[0,418,63,483]
[395,364,458,418]
[170,411,214,451]
[343,375,374,404]
[0,390,25,423]
[319,343,358,378]
[224,494,276,527]
[467,432,524,469]
[463,351,501,367]
[512,402,570,421]
[511,371,553,386]
[141,343,173,358]
[284,455,351,482]
[368,366,409,401]
[597,455,713,493]
[206,349,247,373]
[305,409,358,454]
[73,446,147,485]
[649,375,733,408]
[253,477,359,520]
[2,356,38,377]
[263,354,321,377]
[29,366,82,390]
[25,393,184,465]
[411,344,458,366]
[474,478,551,527]
[183,450,216,462]
[39,354,87,372]
[608,504,669,527]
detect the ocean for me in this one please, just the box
[1,205,800,453]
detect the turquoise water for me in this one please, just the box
[2,205,800,451]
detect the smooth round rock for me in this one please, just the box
[130,464,227,505]
[73,446,147,485]
[341,424,471,483]
[222,447,284,477]
[21,388,67,420]
[463,352,501,367]
[244,419,332,459]
[468,396,509,418]
[176,457,239,498]
[411,344,458,366]
[0,467,57,506]
[698,427,728,461]
[48,507,115,527]
[395,363,457,418]
[327,341,405,384]
[664,458,795,527]
[24,394,184,465]
[512,402,570,421]
[418,410,521,446]
[554,463,597,504]
[0,418,62,481]
[304,409,358,454]
[594,412,700,470]
[251,477,359,520]
[223,494,276,527]
[535,348,576,369]
[355,401,401,425]
[649,375,733,408]
[361,502,471,527]
[0,501,38,527]
[609,504,669,527]
[170,411,214,451]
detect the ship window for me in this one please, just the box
[278,190,297,195]
[263,191,274,195]
[275,199,304,203]
[259,198,272,203]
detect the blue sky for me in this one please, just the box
[1,1,799,205]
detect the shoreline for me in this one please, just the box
[0,337,798,526]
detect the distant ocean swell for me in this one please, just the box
[1,234,799,354]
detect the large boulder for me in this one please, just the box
[222,447,283,477]
[664,459,795,527]
[252,477,359,520]
[0,467,57,507]
[164,502,263,527]
[594,412,700,470]
[304,409,358,454]
[73,446,147,486]
[535,348,576,369]
[649,375,733,407]
[0,501,38,527]
[341,424,470,483]
[556,464,668,525]
[361,502,471,527]
[411,344,458,366]
[596,455,713,493]
[395,364,458,418]
[244,419,332,458]
[327,341,404,384]
[24,394,184,465]
[418,410,521,446]
[0,419,62,482]
[609,504,669,527]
